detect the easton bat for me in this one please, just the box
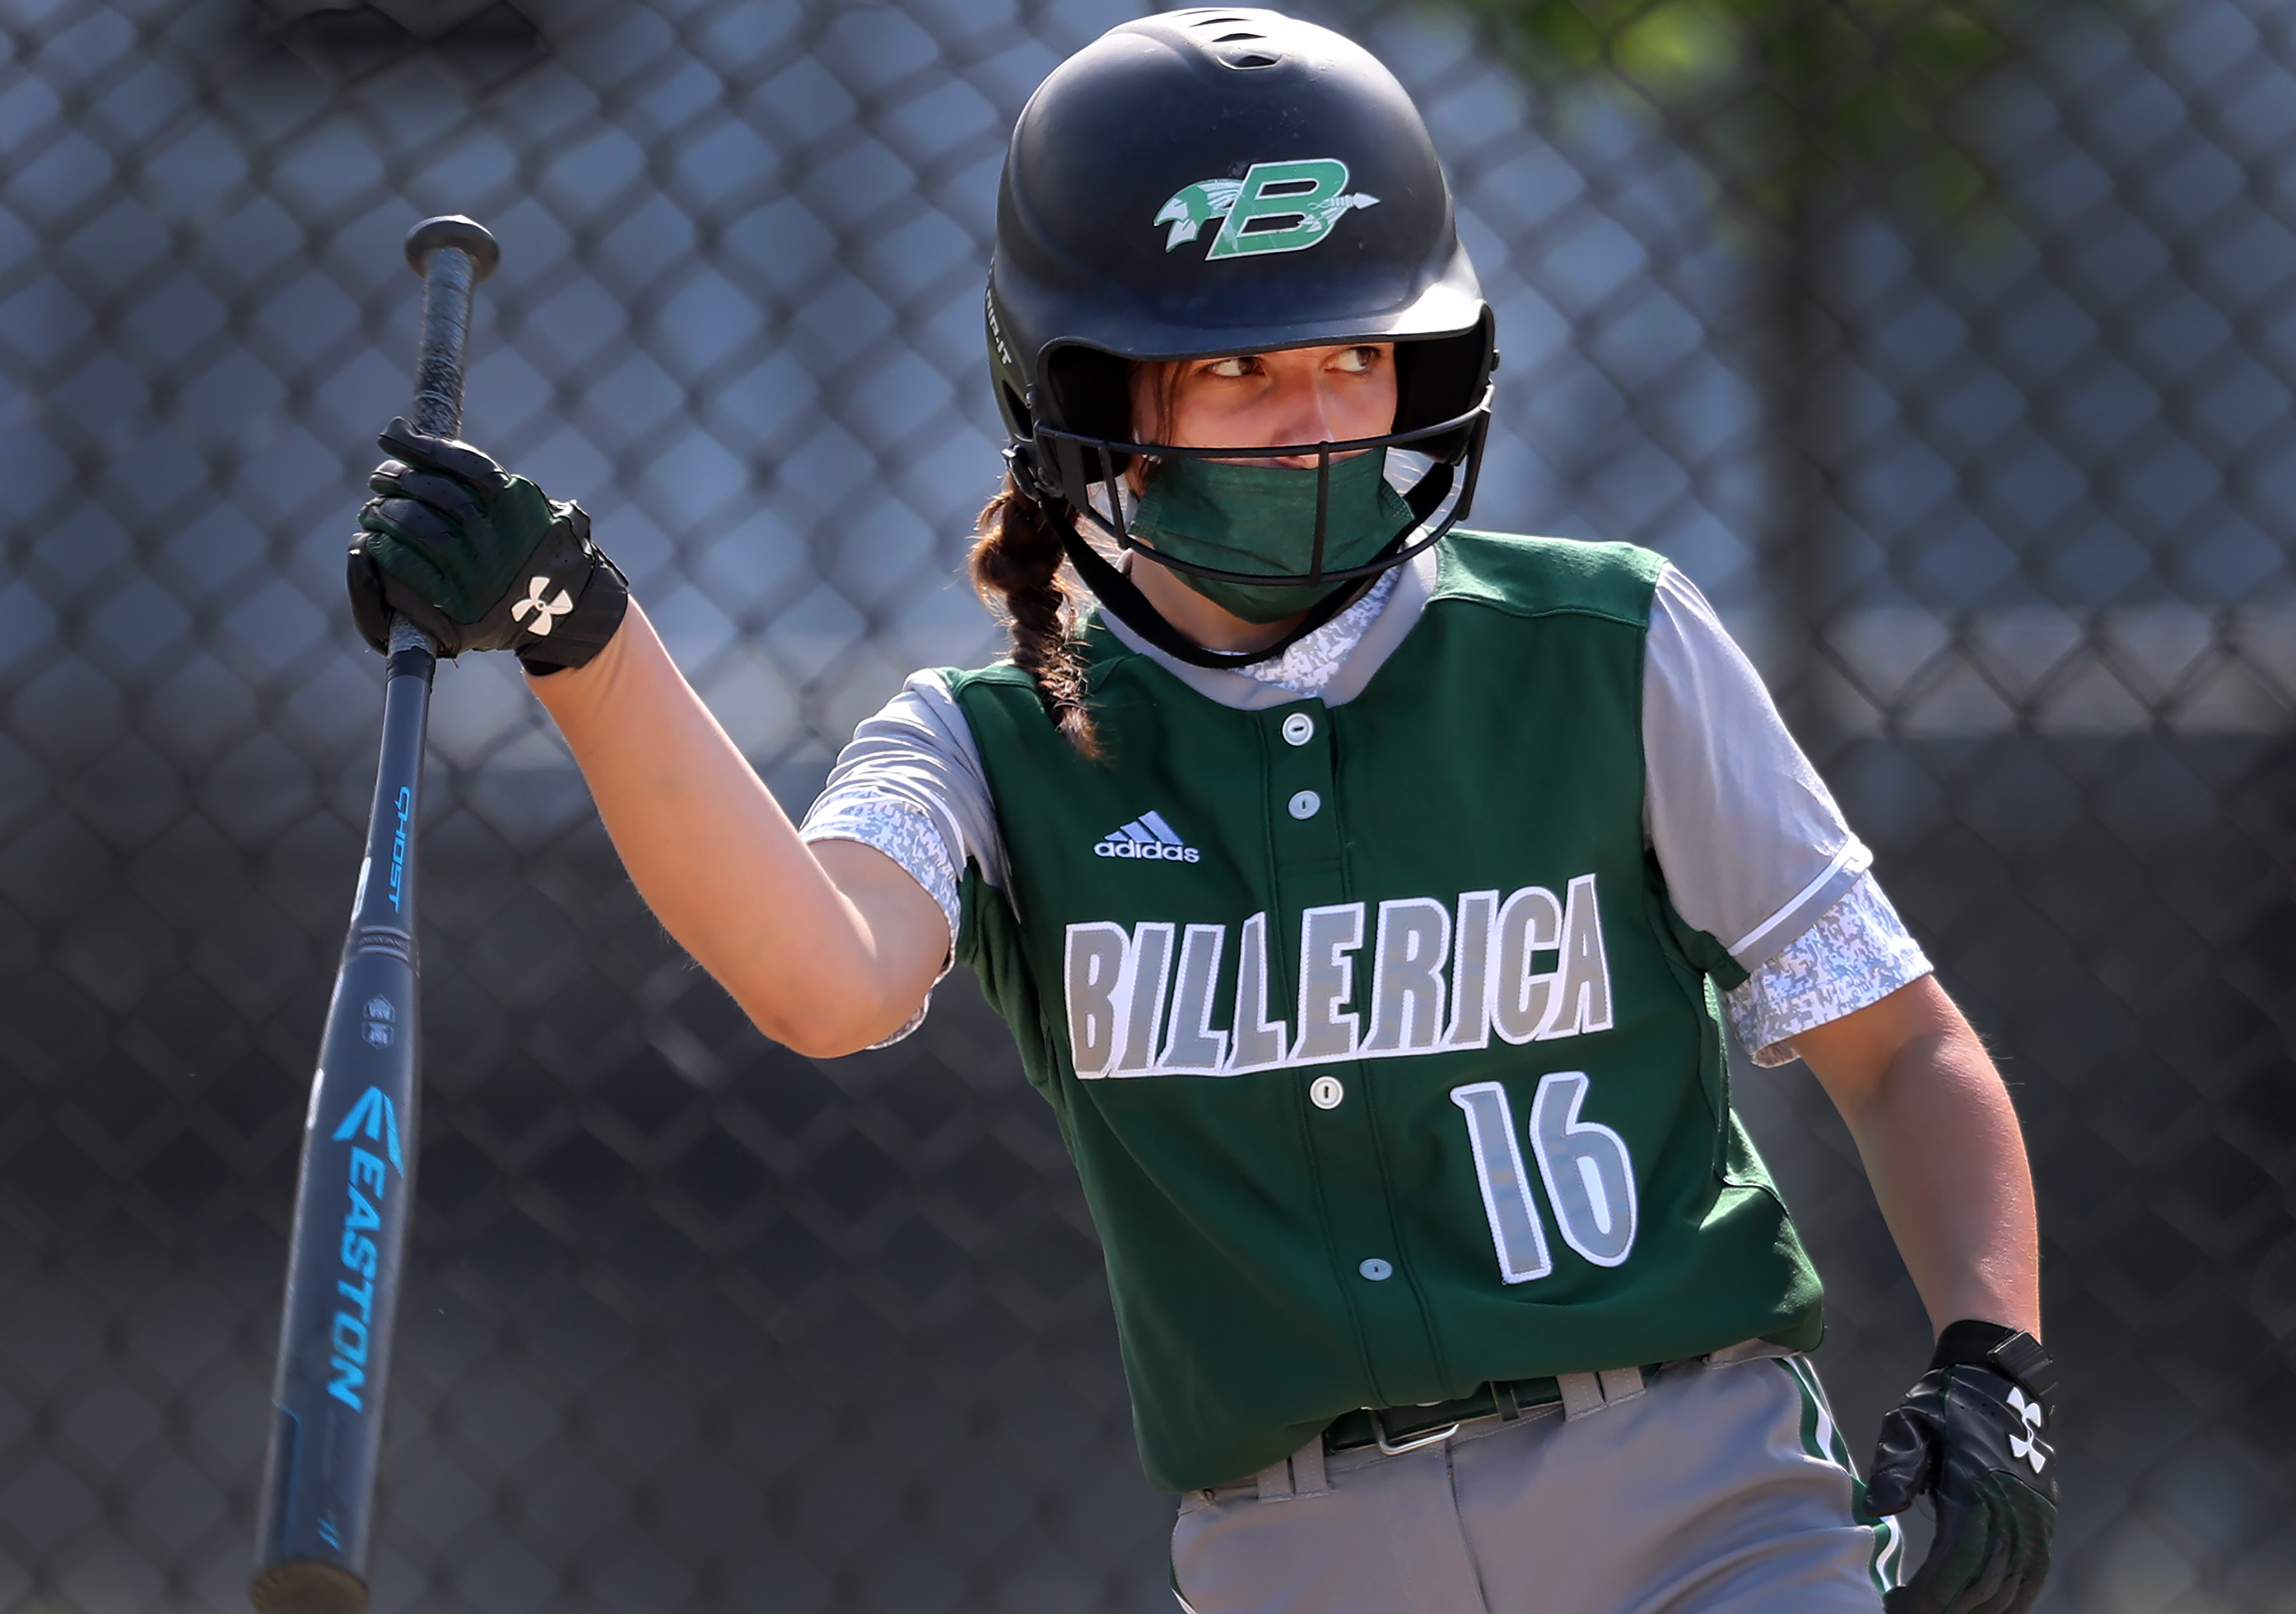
[251,214,500,1614]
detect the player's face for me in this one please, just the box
[1135,342,1398,465]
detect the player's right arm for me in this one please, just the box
[348,425,948,1057]
[529,604,948,1055]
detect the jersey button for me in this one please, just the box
[1281,712,1315,746]
[1287,789,1320,820]
[1358,1258,1393,1281]
[1309,1075,1344,1110]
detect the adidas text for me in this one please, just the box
[1098,840,1200,862]
[1096,810,1200,863]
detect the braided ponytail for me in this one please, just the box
[969,471,1102,759]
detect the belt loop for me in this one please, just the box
[1290,1431,1329,1497]
[1598,1367,1645,1407]
[1558,1372,1606,1422]
[1255,1454,1295,1503]
[1495,1379,1521,1422]
[1256,1435,1330,1503]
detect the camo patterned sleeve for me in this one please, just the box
[795,791,954,1049]
[800,790,962,944]
[799,670,1005,1048]
[1723,873,1934,1066]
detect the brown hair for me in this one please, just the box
[968,359,1189,757]
[969,471,1101,758]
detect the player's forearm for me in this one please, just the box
[527,601,934,1053]
[1799,977,2042,1340]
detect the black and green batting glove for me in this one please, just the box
[1866,1321,2058,1614]
[347,417,628,674]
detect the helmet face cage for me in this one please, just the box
[987,7,1499,603]
[1014,369,1494,593]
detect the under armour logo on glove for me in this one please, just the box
[1866,1325,2059,1614]
[511,575,574,636]
[2005,1386,2048,1473]
[349,419,628,670]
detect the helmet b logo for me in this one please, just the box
[1156,159,1380,258]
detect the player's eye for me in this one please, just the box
[1332,345,1380,373]
[1204,355,1262,378]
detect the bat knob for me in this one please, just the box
[251,1558,369,1614]
[404,214,499,282]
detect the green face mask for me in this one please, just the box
[1129,451,1415,623]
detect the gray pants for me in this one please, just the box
[1171,1354,1900,1614]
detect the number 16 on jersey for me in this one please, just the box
[1451,1072,1639,1282]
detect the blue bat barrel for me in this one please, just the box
[251,215,497,1614]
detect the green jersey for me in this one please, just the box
[947,531,1823,1493]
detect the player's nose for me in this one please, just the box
[1268,371,1346,467]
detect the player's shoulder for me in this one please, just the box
[932,646,1127,736]
[936,610,1145,705]
[1430,528,1667,628]
[938,659,1041,696]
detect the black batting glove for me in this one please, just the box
[347,417,628,674]
[1865,1323,2058,1614]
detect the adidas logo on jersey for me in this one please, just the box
[1096,811,1202,862]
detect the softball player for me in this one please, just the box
[346,11,2058,1611]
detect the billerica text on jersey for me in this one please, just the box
[1063,874,1615,1078]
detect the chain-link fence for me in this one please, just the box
[3,0,2293,1609]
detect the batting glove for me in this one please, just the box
[347,418,628,673]
[1865,1322,2058,1614]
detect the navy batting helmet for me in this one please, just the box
[986,8,1495,634]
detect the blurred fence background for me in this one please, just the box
[3,0,2293,1609]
